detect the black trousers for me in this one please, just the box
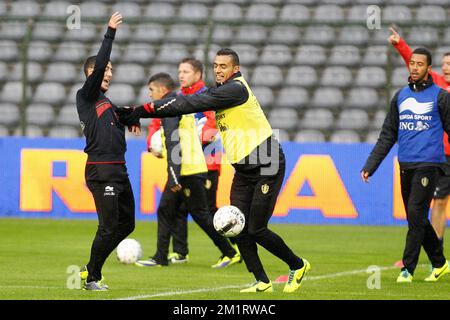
[153,174,235,264]
[85,164,135,282]
[400,166,446,274]
[206,170,220,216]
[231,148,302,280]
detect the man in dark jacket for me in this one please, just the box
[362,48,450,283]
[76,12,138,291]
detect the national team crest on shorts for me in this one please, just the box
[261,184,270,194]
[205,179,212,190]
[184,188,191,197]
[421,177,429,187]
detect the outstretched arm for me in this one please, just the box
[388,27,412,67]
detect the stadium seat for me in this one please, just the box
[251,86,274,109]
[347,5,369,22]
[346,88,380,109]
[32,22,64,41]
[230,44,258,66]
[246,4,277,23]
[251,66,282,87]
[1,82,32,104]
[355,67,387,88]
[32,83,66,106]
[122,43,155,64]
[313,5,344,22]
[106,84,136,106]
[311,88,344,109]
[79,2,108,18]
[136,85,150,104]
[66,83,84,104]
[385,0,419,4]
[338,26,369,46]
[0,125,9,137]
[407,27,439,46]
[276,87,309,109]
[260,45,292,66]
[274,129,290,142]
[371,27,395,45]
[15,125,44,137]
[300,109,334,130]
[64,22,97,42]
[207,25,233,45]
[330,130,361,143]
[392,67,409,87]
[269,26,300,46]
[1,21,28,40]
[371,110,387,129]
[9,62,43,83]
[294,130,326,143]
[0,103,20,126]
[328,46,361,66]
[48,126,81,138]
[286,66,318,87]
[383,6,413,22]
[26,104,55,126]
[112,2,142,18]
[113,63,146,86]
[336,109,369,130]
[0,1,6,16]
[304,26,335,45]
[56,105,80,126]
[295,45,327,66]
[212,3,243,22]
[321,66,353,88]
[363,46,388,66]
[167,24,201,44]
[365,130,381,143]
[236,25,267,45]
[178,3,208,21]
[416,6,446,22]
[10,0,41,17]
[145,2,176,20]
[193,44,221,63]
[0,40,18,62]
[434,47,450,63]
[133,23,165,43]
[44,62,77,84]
[42,1,71,17]
[149,64,178,80]
[268,108,298,130]
[156,44,189,64]
[53,42,86,63]
[279,4,310,23]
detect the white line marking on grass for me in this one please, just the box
[0,285,63,290]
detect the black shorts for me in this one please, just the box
[434,157,450,199]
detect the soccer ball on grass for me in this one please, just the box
[116,239,142,264]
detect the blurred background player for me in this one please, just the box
[361,48,450,283]
[118,48,310,293]
[389,26,450,256]
[135,73,240,268]
[76,13,139,291]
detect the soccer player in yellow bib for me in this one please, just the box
[118,48,310,293]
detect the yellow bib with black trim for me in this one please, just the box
[161,114,207,176]
[215,76,273,163]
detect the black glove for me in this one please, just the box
[116,106,145,126]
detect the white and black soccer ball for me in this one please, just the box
[150,129,163,156]
[213,205,245,237]
[116,239,143,264]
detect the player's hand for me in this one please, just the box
[361,171,370,183]
[108,12,123,29]
[170,184,182,193]
[388,26,400,45]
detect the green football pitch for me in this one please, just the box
[0,218,449,300]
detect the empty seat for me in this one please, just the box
[0,103,20,125]
[167,24,201,44]
[178,3,208,21]
[236,25,267,44]
[363,46,388,66]
[407,27,439,46]
[48,126,81,138]
[328,45,361,66]
[279,4,310,23]
[0,2,6,16]
[9,62,43,83]
[156,44,189,64]
[347,5,368,22]
[0,125,9,136]
[65,22,97,42]
[26,104,55,126]
[42,1,71,17]
[252,86,274,109]
[28,41,53,62]
[122,44,155,64]
[33,83,66,105]
[330,130,361,143]
[79,2,108,18]
[314,5,344,22]
[269,26,300,46]
[371,27,395,45]
[294,130,325,143]
[392,67,409,86]
[230,44,258,65]
[246,4,277,22]
[251,66,283,87]
[346,88,380,109]
[371,110,387,129]
[54,42,86,63]
[10,0,41,17]
[149,64,178,80]
[212,3,242,22]
[44,62,77,84]
[0,62,6,82]
[113,64,146,85]
[15,125,44,137]
[1,21,28,40]
[0,40,19,62]
[383,6,412,22]
[1,82,32,104]
[274,129,290,142]
[336,109,369,130]
[112,2,142,18]
[106,84,136,106]
[133,23,165,43]
[365,130,381,143]
[269,109,298,130]
[260,45,292,66]
[416,6,446,22]
[193,44,221,63]
[286,66,318,87]
[32,22,64,41]
[276,87,309,109]
[338,26,369,46]
[295,45,326,65]
[56,105,80,126]
[301,109,334,130]
[311,88,344,109]
[321,67,353,88]
[304,26,335,45]
[355,67,386,88]
[208,25,234,44]
[145,2,175,20]
[137,85,150,104]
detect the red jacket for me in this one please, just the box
[394,38,450,155]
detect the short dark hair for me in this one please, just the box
[444,52,450,58]
[216,48,240,66]
[180,57,203,76]
[148,72,176,91]
[412,47,432,66]
[83,56,97,77]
